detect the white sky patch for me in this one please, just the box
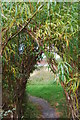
[54,53,60,60]
[54,53,61,62]
[42,53,46,59]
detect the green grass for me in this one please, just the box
[26,67,68,118]
[23,101,40,120]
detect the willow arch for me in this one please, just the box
[1,2,79,120]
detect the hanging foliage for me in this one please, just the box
[1,2,79,120]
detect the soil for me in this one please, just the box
[28,95,59,119]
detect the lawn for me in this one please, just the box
[26,67,68,118]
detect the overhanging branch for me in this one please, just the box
[2,3,44,54]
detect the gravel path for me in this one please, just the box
[28,95,58,119]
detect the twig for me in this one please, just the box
[2,3,44,54]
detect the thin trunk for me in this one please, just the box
[78,86,80,119]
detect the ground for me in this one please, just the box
[28,95,59,118]
[26,67,68,119]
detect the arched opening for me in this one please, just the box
[1,2,79,120]
[26,60,68,119]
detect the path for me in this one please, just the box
[28,95,58,119]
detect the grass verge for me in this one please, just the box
[27,83,68,118]
[23,100,40,120]
[26,67,68,118]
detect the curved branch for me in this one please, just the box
[2,3,44,54]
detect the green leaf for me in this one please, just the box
[65,62,72,71]
[61,64,64,81]
[64,64,69,76]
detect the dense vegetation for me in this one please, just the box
[1,2,79,120]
